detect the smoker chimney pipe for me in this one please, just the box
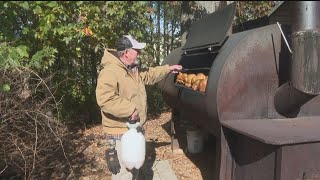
[290,1,320,95]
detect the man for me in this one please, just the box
[96,35,182,179]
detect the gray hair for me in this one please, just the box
[116,50,126,57]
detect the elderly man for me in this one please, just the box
[96,35,182,179]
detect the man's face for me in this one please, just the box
[124,48,140,65]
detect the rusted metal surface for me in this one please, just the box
[290,1,320,95]
[291,30,320,95]
[204,29,252,135]
[215,128,235,180]
[216,24,283,121]
[276,143,320,180]
[274,82,316,117]
[297,95,320,117]
[226,128,320,180]
[159,1,320,180]
[221,116,320,145]
[227,129,277,180]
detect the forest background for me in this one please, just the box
[0,1,275,179]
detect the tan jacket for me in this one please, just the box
[96,49,170,135]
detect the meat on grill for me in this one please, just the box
[176,72,208,92]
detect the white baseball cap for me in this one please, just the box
[116,35,146,51]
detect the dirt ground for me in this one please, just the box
[60,111,215,180]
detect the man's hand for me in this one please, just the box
[168,65,182,74]
[105,148,121,175]
[136,126,145,135]
[129,109,140,121]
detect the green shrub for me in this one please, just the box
[146,85,170,118]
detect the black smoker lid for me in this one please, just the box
[182,2,236,51]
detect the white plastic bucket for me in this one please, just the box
[186,129,204,154]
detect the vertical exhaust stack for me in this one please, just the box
[291,1,320,95]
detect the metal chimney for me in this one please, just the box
[291,1,320,95]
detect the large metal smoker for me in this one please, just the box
[158,2,320,180]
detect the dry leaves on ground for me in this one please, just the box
[67,111,214,180]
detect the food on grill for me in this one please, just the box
[185,74,196,87]
[199,78,207,92]
[191,73,205,84]
[176,72,208,92]
[195,73,206,81]
[176,72,185,84]
[192,79,201,91]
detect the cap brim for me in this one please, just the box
[132,43,146,49]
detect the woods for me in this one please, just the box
[0,1,275,179]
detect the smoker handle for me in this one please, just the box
[277,22,292,53]
[177,68,211,73]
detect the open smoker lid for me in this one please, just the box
[182,2,236,51]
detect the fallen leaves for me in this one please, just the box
[66,111,212,180]
[84,26,93,36]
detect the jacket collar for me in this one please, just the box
[101,49,139,73]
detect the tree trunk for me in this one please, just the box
[163,4,169,56]
[149,15,155,61]
[170,20,175,52]
[156,1,161,65]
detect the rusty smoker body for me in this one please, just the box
[159,2,320,180]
